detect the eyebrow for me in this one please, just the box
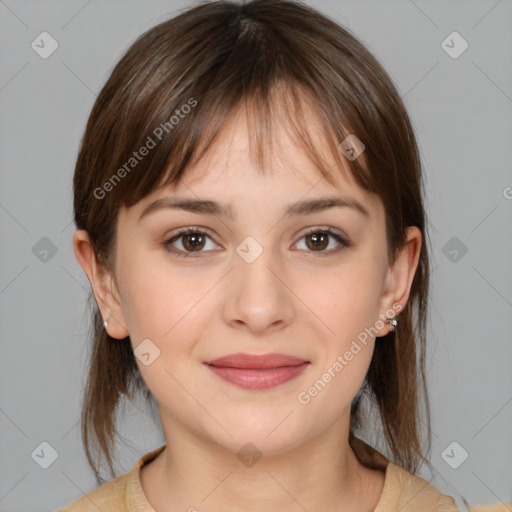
[138,195,370,221]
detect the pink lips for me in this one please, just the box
[203,353,310,390]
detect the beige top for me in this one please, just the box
[58,443,511,512]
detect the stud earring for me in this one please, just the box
[103,319,108,329]
[387,317,398,332]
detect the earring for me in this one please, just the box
[103,319,108,329]
[387,317,398,332]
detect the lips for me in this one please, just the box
[203,352,309,369]
[203,353,310,390]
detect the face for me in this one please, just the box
[82,105,416,458]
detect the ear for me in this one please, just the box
[72,229,129,340]
[376,226,422,337]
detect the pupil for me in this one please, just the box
[181,232,329,252]
[184,234,204,251]
[309,233,327,250]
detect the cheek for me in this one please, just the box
[305,256,385,343]
[116,253,214,396]
[118,250,217,350]
[295,263,382,413]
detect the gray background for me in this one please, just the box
[0,0,511,510]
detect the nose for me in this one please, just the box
[221,242,296,336]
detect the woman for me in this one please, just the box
[59,1,497,510]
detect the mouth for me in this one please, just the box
[203,353,310,390]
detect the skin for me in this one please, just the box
[73,105,421,512]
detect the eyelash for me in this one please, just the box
[162,226,350,258]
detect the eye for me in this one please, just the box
[163,226,350,258]
[163,228,220,258]
[294,227,350,256]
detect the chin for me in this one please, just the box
[205,415,311,457]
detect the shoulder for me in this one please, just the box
[351,436,457,511]
[467,504,512,512]
[57,444,166,512]
[57,470,133,511]
[351,437,511,512]
[376,462,458,512]
[379,463,512,512]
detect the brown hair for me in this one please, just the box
[73,0,432,484]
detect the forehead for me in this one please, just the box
[171,106,364,193]
[123,103,383,223]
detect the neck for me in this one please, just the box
[140,412,385,512]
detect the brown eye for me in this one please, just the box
[295,228,349,256]
[163,226,349,259]
[181,233,206,252]
[305,232,329,251]
[163,228,219,257]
